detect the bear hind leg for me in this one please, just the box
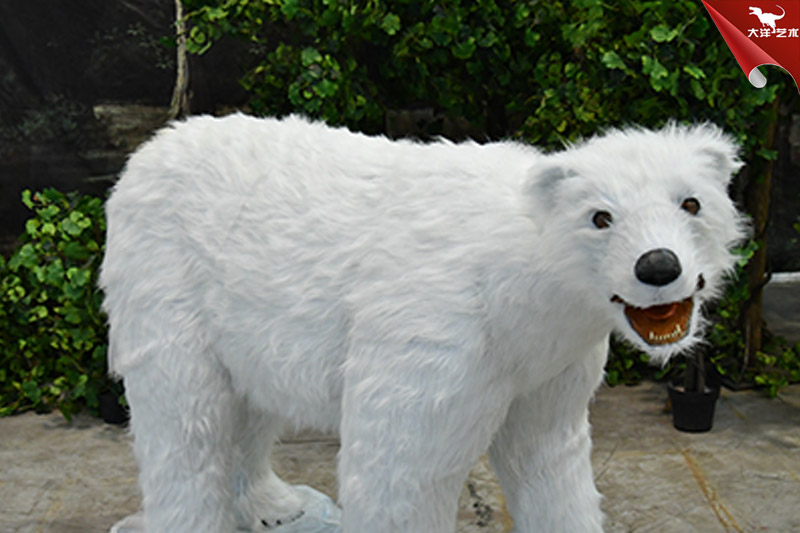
[123,345,238,533]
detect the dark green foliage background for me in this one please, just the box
[182,0,782,151]
[0,190,109,418]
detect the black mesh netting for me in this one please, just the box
[0,0,246,251]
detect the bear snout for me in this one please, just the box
[634,248,682,286]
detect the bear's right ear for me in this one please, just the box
[523,161,574,214]
[697,138,743,187]
[683,123,743,186]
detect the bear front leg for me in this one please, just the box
[489,354,606,533]
[337,338,515,533]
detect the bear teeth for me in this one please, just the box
[648,323,682,342]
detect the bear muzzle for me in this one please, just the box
[611,274,705,346]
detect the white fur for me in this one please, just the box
[100,114,746,532]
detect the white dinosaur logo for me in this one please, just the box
[749,5,786,30]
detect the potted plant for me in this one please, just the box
[667,346,721,432]
[98,378,129,426]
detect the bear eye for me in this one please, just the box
[592,210,613,229]
[681,197,701,215]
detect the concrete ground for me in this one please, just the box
[2,276,800,533]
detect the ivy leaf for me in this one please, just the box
[301,47,323,67]
[22,381,42,403]
[9,243,37,271]
[61,241,90,261]
[314,79,338,98]
[280,0,300,19]
[650,24,679,43]
[44,260,65,286]
[479,31,499,48]
[63,306,84,325]
[381,13,401,35]
[67,267,91,288]
[452,37,477,60]
[38,205,60,221]
[25,219,40,237]
[22,190,34,209]
[756,147,779,160]
[28,305,49,322]
[690,79,706,100]
[602,51,627,71]
[642,55,670,91]
[205,6,227,21]
[524,29,540,47]
[71,211,92,229]
[683,64,706,79]
[60,218,83,237]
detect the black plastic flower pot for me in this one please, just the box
[668,379,720,433]
[98,390,130,426]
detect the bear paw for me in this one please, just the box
[109,486,341,533]
[258,485,341,532]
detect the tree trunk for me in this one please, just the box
[742,101,779,370]
[169,0,190,119]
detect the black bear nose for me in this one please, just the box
[635,248,682,286]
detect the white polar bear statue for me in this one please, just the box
[100,114,746,533]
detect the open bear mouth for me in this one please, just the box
[611,275,704,346]
[618,297,693,345]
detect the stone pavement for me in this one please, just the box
[1,276,800,533]
[1,382,798,533]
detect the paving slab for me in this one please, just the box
[593,382,800,533]
[2,381,799,532]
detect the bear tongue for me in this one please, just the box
[642,302,679,320]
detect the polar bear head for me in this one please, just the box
[526,124,748,362]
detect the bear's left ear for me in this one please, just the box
[523,160,576,214]
[691,124,744,186]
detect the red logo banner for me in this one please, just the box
[703,1,800,91]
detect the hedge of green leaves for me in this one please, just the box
[182,0,783,151]
[0,190,109,418]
